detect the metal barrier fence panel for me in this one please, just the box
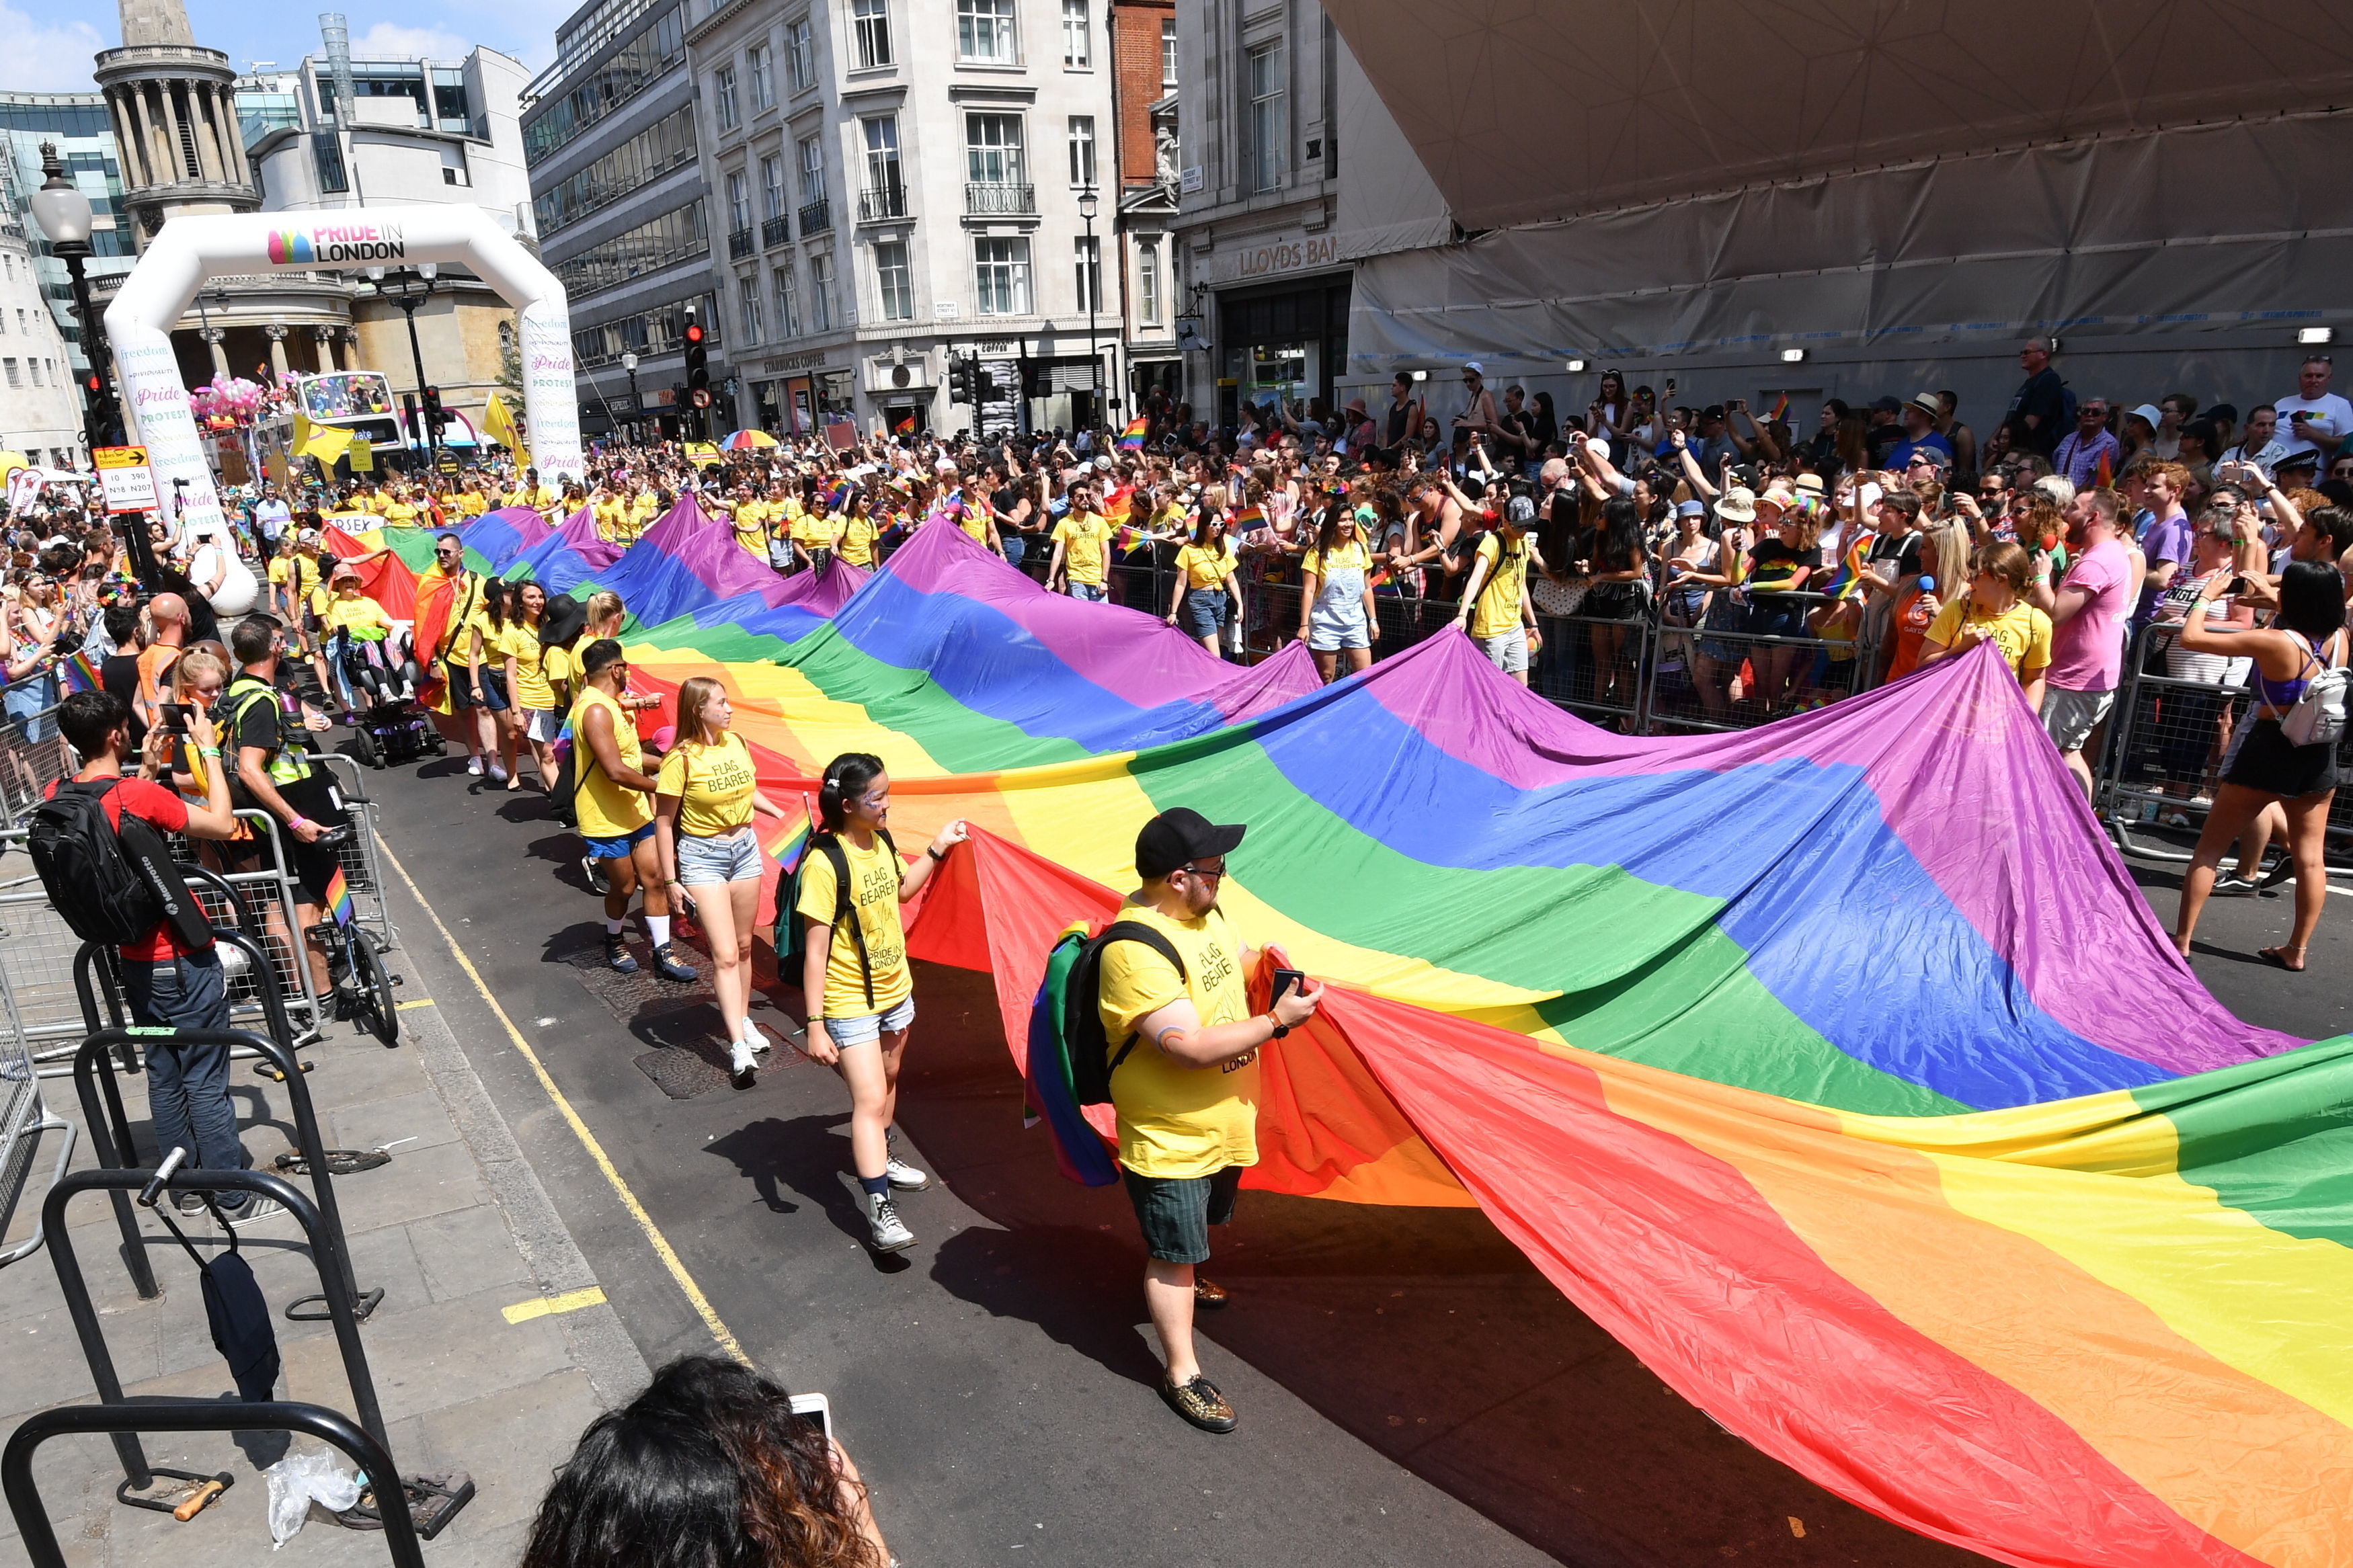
[0,695,69,833]
[2099,622,2255,862]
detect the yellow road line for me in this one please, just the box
[395,998,437,1010]
[378,837,750,1366]
[503,1285,608,1325]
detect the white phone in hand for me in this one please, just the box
[791,1391,832,1442]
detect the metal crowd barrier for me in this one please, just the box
[0,956,74,1268]
[0,688,69,832]
[314,751,397,950]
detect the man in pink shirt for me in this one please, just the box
[2028,488,2135,798]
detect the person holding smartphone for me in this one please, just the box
[1098,807,1322,1434]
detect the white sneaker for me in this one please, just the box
[865,1192,915,1251]
[466,756,483,776]
[222,1196,284,1229]
[743,1021,773,1055]
[729,1038,757,1091]
[487,766,510,784]
[885,1156,929,1192]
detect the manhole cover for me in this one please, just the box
[634,1046,729,1100]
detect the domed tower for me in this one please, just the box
[92,0,258,243]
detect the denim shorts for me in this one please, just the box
[522,708,562,743]
[676,827,760,885]
[1068,581,1110,603]
[1180,587,1230,639]
[454,665,509,712]
[1122,1163,1244,1266]
[584,821,655,859]
[818,995,914,1050]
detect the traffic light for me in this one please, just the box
[422,385,444,427]
[682,306,708,400]
[402,390,419,440]
[83,373,120,446]
[974,364,997,404]
[949,355,973,405]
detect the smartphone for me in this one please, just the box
[160,702,192,734]
[790,1392,832,1443]
[2225,575,2249,596]
[1269,968,1306,1006]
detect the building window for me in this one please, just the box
[1138,236,1160,325]
[798,135,825,200]
[957,0,1016,63]
[785,15,814,91]
[1246,43,1285,192]
[713,64,739,130]
[974,237,1030,315]
[861,116,902,206]
[552,199,709,298]
[1161,17,1176,86]
[1074,235,1101,314]
[1062,0,1088,67]
[809,251,836,332]
[761,154,786,221]
[312,130,348,192]
[727,170,752,233]
[3,359,18,388]
[965,112,1023,185]
[530,103,699,235]
[775,263,801,337]
[1067,115,1094,188]
[28,359,41,387]
[851,0,891,67]
[748,43,774,111]
[874,239,913,321]
[739,276,764,343]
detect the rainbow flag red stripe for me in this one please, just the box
[58,651,102,695]
[1116,416,1149,450]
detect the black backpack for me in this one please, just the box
[27,780,211,950]
[1056,921,1186,1107]
[772,829,898,1005]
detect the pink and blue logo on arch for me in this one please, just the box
[266,230,314,265]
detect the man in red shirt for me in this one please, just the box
[49,688,256,1214]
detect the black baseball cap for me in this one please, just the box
[1135,807,1246,880]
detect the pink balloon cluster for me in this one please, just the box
[187,372,268,423]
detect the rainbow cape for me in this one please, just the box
[585,518,2352,1567]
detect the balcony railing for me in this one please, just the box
[858,183,908,222]
[797,196,832,236]
[963,181,1034,216]
[761,215,789,247]
[727,227,754,260]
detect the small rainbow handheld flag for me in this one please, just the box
[1117,416,1150,450]
[1767,392,1790,423]
[58,650,102,695]
[325,865,355,927]
[2095,448,2114,488]
[771,794,817,875]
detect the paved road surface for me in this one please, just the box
[364,757,2337,1568]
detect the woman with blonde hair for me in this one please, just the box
[654,676,791,1089]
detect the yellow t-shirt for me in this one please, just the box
[1175,541,1238,591]
[594,496,629,541]
[323,595,391,641]
[1096,902,1258,1179]
[629,491,660,526]
[543,641,576,700]
[731,501,770,556]
[655,732,758,838]
[569,686,651,837]
[1054,513,1113,585]
[1300,540,1372,582]
[268,554,319,601]
[789,513,838,552]
[454,489,489,518]
[1924,597,2053,680]
[836,515,879,567]
[500,620,555,710]
[795,832,912,1018]
[381,499,422,528]
[1469,531,1531,640]
[958,505,990,544]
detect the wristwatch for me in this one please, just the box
[1265,1014,1290,1040]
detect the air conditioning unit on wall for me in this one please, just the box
[864,352,934,395]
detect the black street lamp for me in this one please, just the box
[370,263,438,464]
[1078,185,1101,431]
[28,140,117,458]
[621,351,640,446]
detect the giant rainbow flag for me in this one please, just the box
[517,516,2353,1565]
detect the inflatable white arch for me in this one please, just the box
[103,206,583,542]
